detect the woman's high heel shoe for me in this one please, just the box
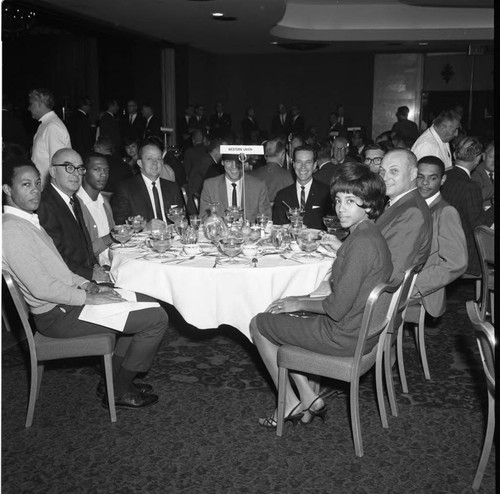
[301,397,328,425]
[259,403,304,429]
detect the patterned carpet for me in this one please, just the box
[1,280,495,493]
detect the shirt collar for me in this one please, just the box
[424,191,441,206]
[3,205,41,229]
[76,186,103,206]
[141,173,160,186]
[390,187,417,206]
[50,183,73,206]
[39,110,55,123]
[455,165,471,177]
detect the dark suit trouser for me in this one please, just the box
[34,294,167,373]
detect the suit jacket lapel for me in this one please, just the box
[137,176,155,219]
[219,177,229,210]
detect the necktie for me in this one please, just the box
[129,115,133,124]
[232,183,237,207]
[70,196,97,265]
[300,186,306,210]
[488,172,494,185]
[152,182,163,220]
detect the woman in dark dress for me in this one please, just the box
[250,162,392,428]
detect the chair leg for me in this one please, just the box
[489,292,494,324]
[417,308,431,380]
[384,343,398,417]
[276,366,287,437]
[103,354,116,423]
[396,324,409,393]
[2,307,12,332]
[375,352,388,428]
[472,390,495,490]
[475,279,481,302]
[350,380,363,457]
[25,358,40,428]
[36,364,44,399]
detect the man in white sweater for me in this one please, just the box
[2,159,168,410]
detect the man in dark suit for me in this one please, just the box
[313,140,341,187]
[209,102,232,139]
[68,97,94,158]
[289,105,305,136]
[111,141,184,227]
[122,99,146,143]
[273,145,334,230]
[241,106,260,142]
[37,148,109,282]
[376,148,432,282]
[441,137,494,276]
[335,104,352,134]
[271,103,292,138]
[472,141,494,211]
[189,104,209,134]
[142,103,161,140]
[98,98,121,155]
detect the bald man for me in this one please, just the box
[376,148,432,282]
[37,148,109,282]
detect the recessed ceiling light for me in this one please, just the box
[419,42,429,46]
[212,12,224,17]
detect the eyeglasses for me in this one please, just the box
[364,157,383,165]
[52,162,86,175]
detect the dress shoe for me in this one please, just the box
[301,397,328,425]
[102,391,159,410]
[259,403,304,429]
[96,380,153,400]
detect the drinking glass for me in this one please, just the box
[219,232,244,264]
[255,214,269,233]
[249,225,261,242]
[127,215,146,235]
[175,218,189,237]
[289,219,303,241]
[150,232,171,258]
[270,225,284,249]
[189,214,201,230]
[286,207,305,223]
[112,224,134,247]
[181,225,198,245]
[297,229,321,258]
[167,205,185,224]
[323,215,349,240]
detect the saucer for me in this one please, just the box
[143,252,176,262]
[291,252,324,263]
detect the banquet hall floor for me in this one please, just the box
[1,280,495,493]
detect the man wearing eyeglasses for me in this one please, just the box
[362,145,385,173]
[37,148,110,282]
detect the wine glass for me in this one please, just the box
[175,217,189,237]
[223,208,236,228]
[323,215,349,240]
[270,225,284,249]
[149,232,171,259]
[255,214,269,233]
[297,229,321,258]
[189,214,201,230]
[219,230,244,264]
[289,219,303,241]
[112,224,134,248]
[167,205,185,225]
[286,207,305,223]
[181,225,198,245]
[127,215,146,235]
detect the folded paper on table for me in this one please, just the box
[78,288,160,331]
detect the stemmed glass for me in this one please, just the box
[219,230,244,264]
[289,219,303,241]
[127,215,146,236]
[286,207,305,223]
[297,229,321,258]
[189,214,202,230]
[323,215,349,240]
[112,224,134,248]
[149,232,171,259]
[255,214,269,234]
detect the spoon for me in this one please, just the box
[252,257,258,268]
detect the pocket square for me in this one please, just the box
[312,205,320,209]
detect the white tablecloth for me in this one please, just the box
[109,245,332,341]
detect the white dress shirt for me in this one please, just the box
[225,177,243,208]
[31,111,71,188]
[296,179,312,206]
[141,174,167,221]
[411,126,452,170]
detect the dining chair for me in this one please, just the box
[382,264,421,399]
[466,301,495,491]
[474,225,494,323]
[276,276,404,457]
[2,271,117,427]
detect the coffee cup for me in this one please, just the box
[242,244,259,257]
[183,243,201,256]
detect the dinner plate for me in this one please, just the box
[291,252,324,263]
[216,257,251,268]
[143,252,176,262]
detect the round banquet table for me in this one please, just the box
[109,239,333,341]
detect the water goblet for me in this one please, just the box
[297,229,321,258]
[181,225,198,245]
[175,218,189,237]
[189,214,202,230]
[112,224,134,248]
[219,231,245,264]
[127,215,146,235]
[286,207,305,223]
[150,232,171,259]
[255,214,269,233]
[323,215,348,240]
[167,205,185,224]
[270,225,284,249]
[289,219,303,241]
